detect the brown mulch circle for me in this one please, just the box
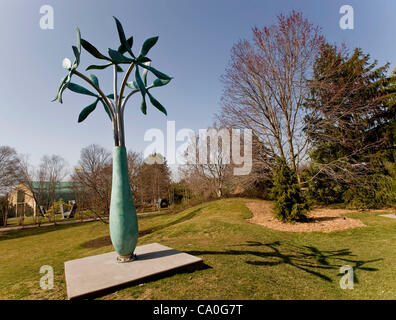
[245,201,366,233]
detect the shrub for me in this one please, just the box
[272,158,310,222]
[47,199,71,214]
[343,173,396,209]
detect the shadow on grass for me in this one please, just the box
[81,208,203,249]
[1,206,205,246]
[0,221,95,241]
[186,241,381,282]
[307,216,340,223]
[141,207,202,235]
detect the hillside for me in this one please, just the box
[0,198,395,299]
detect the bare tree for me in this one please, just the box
[137,154,171,207]
[71,144,112,223]
[233,135,274,195]
[0,146,21,195]
[180,126,234,198]
[127,150,143,207]
[0,146,22,227]
[38,155,68,224]
[218,11,324,182]
[19,155,45,224]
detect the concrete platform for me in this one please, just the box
[64,243,203,299]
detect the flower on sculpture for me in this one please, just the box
[52,28,82,103]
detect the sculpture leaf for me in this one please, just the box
[89,74,99,87]
[76,27,81,53]
[135,65,147,96]
[118,36,133,54]
[136,56,151,63]
[86,63,124,72]
[126,81,139,90]
[108,48,133,64]
[52,74,71,103]
[142,62,150,86]
[141,97,147,115]
[113,17,135,58]
[147,78,171,89]
[81,39,111,61]
[78,99,99,123]
[68,83,98,97]
[72,46,80,67]
[100,99,112,120]
[147,91,167,115]
[138,63,172,80]
[139,36,158,57]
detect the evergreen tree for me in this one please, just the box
[304,44,396,208]
[272,158,310,222]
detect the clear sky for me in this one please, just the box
[0,0,395,172]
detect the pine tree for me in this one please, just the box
[272,158,310,222]
[304,43,396,208]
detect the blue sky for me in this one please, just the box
[0,0,395,171]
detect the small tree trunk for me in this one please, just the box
[4,206,8,227]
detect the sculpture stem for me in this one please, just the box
[109,146,138,259]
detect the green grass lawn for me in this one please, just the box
[4,207,171,228]
[0,198,395,300]
[4,211,96,227]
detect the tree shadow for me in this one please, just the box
[1,206,204,245]
[140,207,202,236]
[186,241,381,283]
[307,216,340,223]
[0,221,89,241]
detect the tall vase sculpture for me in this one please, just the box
[53,17,172,262]
[110,146,138,261]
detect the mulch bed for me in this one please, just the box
[245,201,366,233]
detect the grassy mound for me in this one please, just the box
[0,198,395,299]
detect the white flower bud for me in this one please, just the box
[62,58,72,70]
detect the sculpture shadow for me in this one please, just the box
[186,241,381,283]
[81,207,203,249]
[137,248,184,261]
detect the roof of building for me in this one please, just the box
[29,181,75,203]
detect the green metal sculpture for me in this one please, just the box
[53,17,172,262]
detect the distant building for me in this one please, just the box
[9,182,75,218]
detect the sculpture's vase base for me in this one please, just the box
[110,146,139,259]
[116,253,137,263]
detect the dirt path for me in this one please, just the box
[245,201,366,233]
